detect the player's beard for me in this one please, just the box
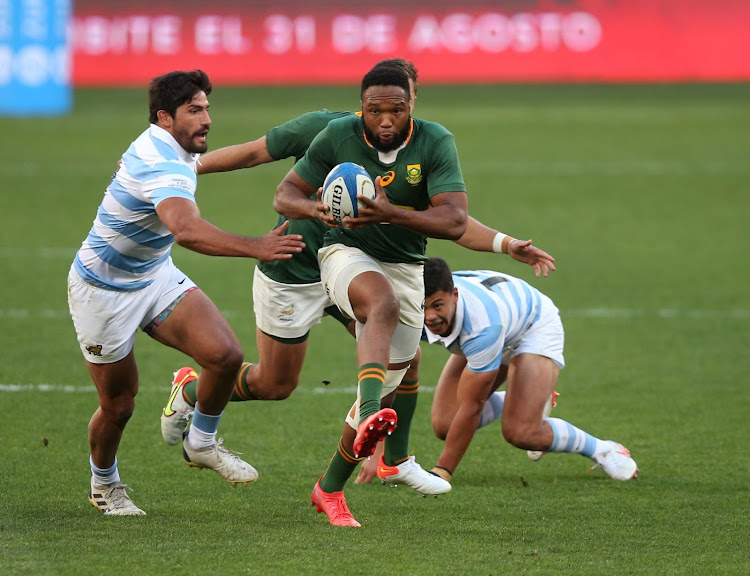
[364,120,410,153]
[173,122,209,154]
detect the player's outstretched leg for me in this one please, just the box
[311,480,361,527]
[376,455,451,496]
[544,418,638,480]
[161,367,197,445]
[353,408,397,458]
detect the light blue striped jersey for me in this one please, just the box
[423,270,544,373]
[73,125,199,291]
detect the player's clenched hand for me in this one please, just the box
[508,239,556,277]
[316,186,340,228]
[343,176,393,228]
[253,220,305,261]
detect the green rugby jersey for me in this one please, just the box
[294,115,467,264]
[259,110,352,284]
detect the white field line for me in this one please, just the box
[1,308,749,321]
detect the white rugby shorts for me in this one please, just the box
[67,260,197,364]
[319,243,424,363]
[252,266,335,340]
[505,293,566,370]
[318,243,424,329]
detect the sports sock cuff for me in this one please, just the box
[192,406,222,434]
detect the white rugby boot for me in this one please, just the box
[376,455,452,496]
[182,437,259,485]
[89,480,146,516]
[590,441,638,480]
[161,367,196,445]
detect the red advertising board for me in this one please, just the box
[71,0,750,85]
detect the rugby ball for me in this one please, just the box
[322,162,376,227]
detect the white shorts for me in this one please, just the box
[319,243,424,362]
[319,244,424,329]
[253,266,337,340]
[67,260,197,364]
[505,294,566,370]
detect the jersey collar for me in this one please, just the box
[362,118,414,150]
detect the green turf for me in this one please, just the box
[1,84,749,575]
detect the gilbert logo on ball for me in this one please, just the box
[322,163,376,227]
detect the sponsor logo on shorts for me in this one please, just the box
[86,344,103,356]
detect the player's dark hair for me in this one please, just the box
[372,58,419,95]
[360,66,411,101]
[424,258,454,298]
[148,70,212,124]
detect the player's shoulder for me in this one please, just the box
[298,109,353,125]
[412,116,454,139]
[324,113,360,131]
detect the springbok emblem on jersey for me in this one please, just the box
[406,164,422,184]
[86,344,103,356]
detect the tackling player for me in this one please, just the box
[422,257,638,483]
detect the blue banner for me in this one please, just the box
[0,0,71,116]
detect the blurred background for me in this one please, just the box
[3,0,750,115]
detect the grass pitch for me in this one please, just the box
[1,83,749,575]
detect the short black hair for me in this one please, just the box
[360,66,410,101]
[424,257,454,298]
[148,69,212,124]
[372,58,419,94]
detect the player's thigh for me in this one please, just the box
[152,289,240,360]
[503,353,559,426]
[431,354,467,436]
[319,244,395,322]
[85,350,139,406]
[253,266,330,340]
[255,327,308,383]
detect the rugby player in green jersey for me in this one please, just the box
[160,60,556,507]
[274,64,473,526]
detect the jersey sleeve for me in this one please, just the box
[266,110,350,161]
[291,125,337,188]
[425,129,467,198]
[462,325,504,373]
[144,162,197,206]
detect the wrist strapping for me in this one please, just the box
[492,232,515,254]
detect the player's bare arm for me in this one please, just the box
[432,367,498,479]
[455,217,556,277]
[156,196,304,261]
[347,178,467,240]
[197,136,274,174]
[274,168,338,227]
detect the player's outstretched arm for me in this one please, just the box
[456,217,556,278]
[197,136,275,174]
[430,368,497,481]
[157,197,304,261]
